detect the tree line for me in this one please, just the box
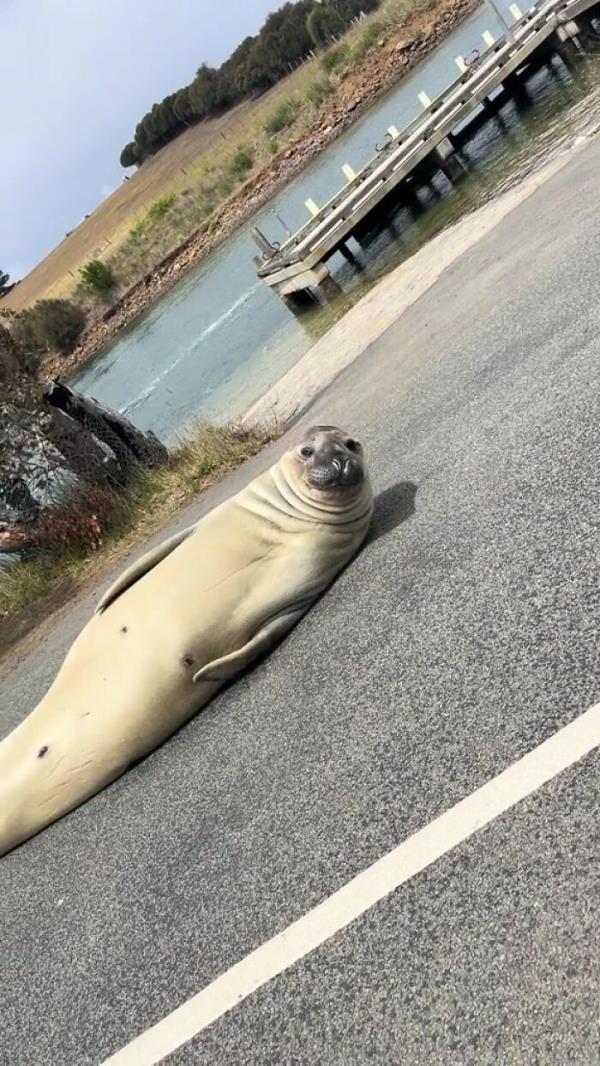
[120,0,380,168]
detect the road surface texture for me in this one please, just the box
[1,135,600,1065]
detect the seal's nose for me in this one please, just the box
[330,454,353,482]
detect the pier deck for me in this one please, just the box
[254,0,599,299]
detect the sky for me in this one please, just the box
[1,0,281,280]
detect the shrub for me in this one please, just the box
[227,143,255,179]
[215,170,235,199]
[145,192,176,225]
[79,259,115,299]
[263,97,301,135]
[35,506,103,553]
[307,5,346,47]
[13,299,86,356]
[320,43,350,73]
[347,20,385,63]
[304,75,333,108]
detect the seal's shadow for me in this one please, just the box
[367,481,418,546]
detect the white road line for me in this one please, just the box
[102,701,600,1066]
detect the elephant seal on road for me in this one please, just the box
[0,427,372,857]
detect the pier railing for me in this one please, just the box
[255,0,598,295]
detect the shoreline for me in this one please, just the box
[40,0,481,382]
[242,131,595,429]
[2,129,592,669]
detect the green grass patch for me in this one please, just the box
[145,192,177,224]
[263,97,301,135]
[0,422,279,624]
[129,192,178,240]
[226,143,255,180]
[303,75,333,108]
[320,42,351,73]
[79,258,116,299]
[349,19,385,62]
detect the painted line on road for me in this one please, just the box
[102,701,600,1065]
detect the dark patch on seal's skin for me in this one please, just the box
[181,654,195,668]
[37,746,48,759]
[120,626,128,634]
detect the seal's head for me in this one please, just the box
[282,425,369,506]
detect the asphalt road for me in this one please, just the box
[2,135,600,1065]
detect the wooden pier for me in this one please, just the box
[253,0,599,301]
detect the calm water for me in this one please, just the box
[74,5,600,442]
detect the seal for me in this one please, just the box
[0,426,372,857]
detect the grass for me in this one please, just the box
[348,19,385,62]
[0,422,279,628]
[321,42,351,73]
[227,143,255,179]
[263,96,302,135]
[2,0,451,315]
[303,74,333,108]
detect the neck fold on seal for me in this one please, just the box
[240,461,373,535]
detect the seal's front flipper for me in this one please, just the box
[193,605,310,684]
[95,525,195,613]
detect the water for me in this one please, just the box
[73,5,600,443]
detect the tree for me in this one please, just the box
[12,299,87,357]
[188,64,221,119]
[120,0,364,167]
[0,269,11,296]
[173,87,193,125]
[120,142,141,168]
[79,260,116,299]
[330,0,380,16]
[307,4,346,46]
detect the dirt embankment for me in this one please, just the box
[43,0,480,381]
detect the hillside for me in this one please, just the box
[3,0,480,366]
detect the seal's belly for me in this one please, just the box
[56,534,280,715]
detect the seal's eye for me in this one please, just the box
[300,446,314,459]
[345,439,360,453]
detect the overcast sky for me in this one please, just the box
[1,0,280,280]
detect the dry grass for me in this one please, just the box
[0,422,279,628]
[1,6,395,312]
[1,62,326,311]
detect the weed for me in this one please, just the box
[12,299,87,356]
[227,144,255,179]
[79,259,116,299]
[263,97,301,135]
[320,43,350,73]
[145,192,177,225]
[304,75,333,108]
